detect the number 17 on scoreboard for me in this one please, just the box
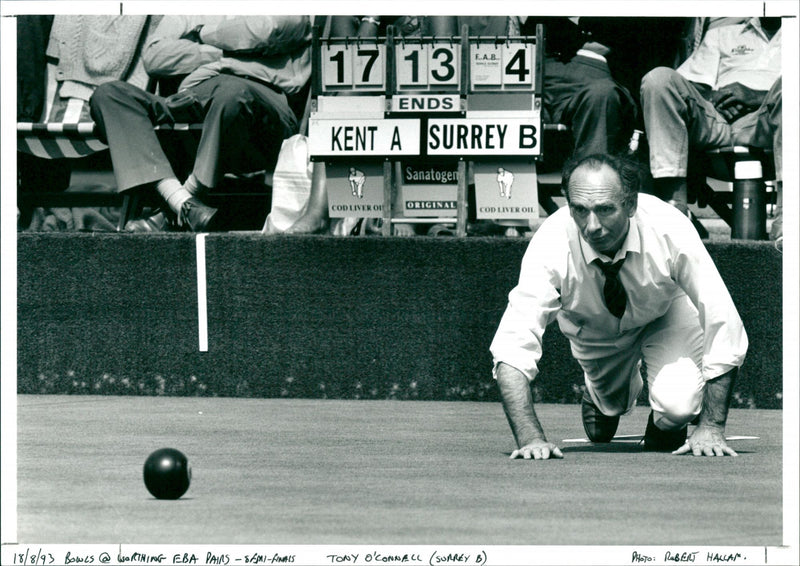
[323,42,386,90]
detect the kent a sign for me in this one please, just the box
[308,119,421,157]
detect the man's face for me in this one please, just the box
[567,164,636,256]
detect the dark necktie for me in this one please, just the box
[593,257,627,318]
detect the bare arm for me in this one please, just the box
[698,367,736,430]
[674,367,738,457]
[496,363,563,460]
[711,82,768,123]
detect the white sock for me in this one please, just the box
[156,178,192,214]
[183,173,202,196]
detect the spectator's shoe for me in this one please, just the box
[581,393,619,443]
[179,197,219,232]
[125,209,174,233]
[643,411,687,451]
[428,223,456,236]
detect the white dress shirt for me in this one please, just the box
[490,194,748,383]
[677,17,781,92]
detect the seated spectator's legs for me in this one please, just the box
[732,77,782,238]
[90,80,176,193]
[545,54,635,159]
[640,67,733,213]
[92,76,300,231]
[190,75,299,191]
[91,80,219,231]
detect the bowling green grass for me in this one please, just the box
[13,395,784,545]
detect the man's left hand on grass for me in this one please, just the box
[673,425,738,457]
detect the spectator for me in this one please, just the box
[519,17,638,160]
[640,16,782,236]
[90,16,312,232]
[17,15,55,123]
[491,153,747,459]
[17,15,156,230]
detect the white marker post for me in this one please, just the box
[196,234,208,352]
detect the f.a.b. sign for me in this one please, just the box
[470,41,535,90]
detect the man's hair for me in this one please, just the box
[560,153,643,207]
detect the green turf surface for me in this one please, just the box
[14,395,782,545]
[17,233,783,408]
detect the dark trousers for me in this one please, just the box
[90,75,299,192]
[544,54,636,159]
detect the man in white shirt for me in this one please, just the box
[640,17,782,235]
[491,153,748,459]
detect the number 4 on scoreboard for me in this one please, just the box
[470,42,535,89]
[502,44,533,85]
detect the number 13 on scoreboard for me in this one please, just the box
[396,43,460,89]
[323,43,386,90]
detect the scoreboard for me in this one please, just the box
[309,24,544,229]
[316,31,539,94]
[310,26,542,158]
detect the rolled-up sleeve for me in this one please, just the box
[490,220,566,382]
[143,16,223,78]
[199,16,311,56]
[669,232,748,379]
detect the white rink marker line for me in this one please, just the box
[196,233,208,352]
[562,434,760,443]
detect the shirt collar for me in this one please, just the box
[576,48,608,63]
[743,17,773,42]
[579,215,641,265]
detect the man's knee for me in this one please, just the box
[652,406,700,430]
[90,79,134,111]
[649,357,704,429]
[208,80,258,117]
[641,66,679,100]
